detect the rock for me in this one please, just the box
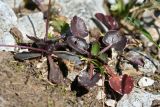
[123,51,157,75]
[146,27,159,42]
[117,88,160,107]
[107,0,129,5]
[0,32,16,51]
[96,78,103,86]
[140,27,159,47]
[140,26,159,47]
[17,12,46,42]
[105,99,117,107]
[136,0,145,4]
[142,10,154,23]
[154,17,160,28]
[55,0,106,29]
[67,72,79,82]
[96,90,106,100]
[138,77,154,87]
[0,1,17,51]
[0,0,23,9]
[107,0,116,4]
[0,1,17,31]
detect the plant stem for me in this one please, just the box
[0,44,48,53]
[45,0,51,41]
[104,64,117,77]
[99,44,112,55]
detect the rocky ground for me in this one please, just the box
[0,0,160,107]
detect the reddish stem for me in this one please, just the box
[45,0,51,41]
[99,44,112,55]
[89,63,94,80]
[104,64,117,77]
[0,44,49,53]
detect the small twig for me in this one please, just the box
[45,0,51,41]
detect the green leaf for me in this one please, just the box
[126,16,160,48]
[51,19,69,34]
[140,28,153,42]
[91,42,100,56]
[98,53,108,62]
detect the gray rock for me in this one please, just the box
[17,12,46,42]
[138,77,154,87]
[105,99,116,107]
[117,88,160,107]
[142,10,154,23]
[0,1,17,31]
[0,32,16,51]
[0,0,23,9]
[123,51,157,74]
[0,1,17,51]
[56,0,106,29]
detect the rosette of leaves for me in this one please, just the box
[95,13,127,54]
[66,16,89,55]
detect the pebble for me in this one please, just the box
[117,88,160,107]
[142,10,154,23]
[67,72,79,82]
[146,27,159,42]
[96,78,103,87]
[96,90,106,100]
[154,17,160,27]
[56,0,106,29]
[17,12,46,42]
[138,77,154,87]
[105,99,117,107]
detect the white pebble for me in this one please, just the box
[138,77,154,87]
[105,99,117,107]
[96,90,106,100]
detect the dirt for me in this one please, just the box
[0,52,104,107]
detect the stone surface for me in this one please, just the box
[105,99,117,107]
[142,10,154,23]
[138,77,154,87]
[96,90,106,100]
[0,32,16,51]
[55,0,106,29]
[117,88,160,107]
[0,0,23,9]
[0,1,17,31]
[123,51,157,74]
[17,12,46,42]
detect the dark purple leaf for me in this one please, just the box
[53,51,82,65]
[67,36,89,55]
[129,57,144,67]
[14,52,41,60]
[71,16,88,38]
[126,52,145,67]
[47,55,64,84]
[26,35,40,42]
[78,70,101,89]
[95,13,119,30]
[102,30,127,51]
